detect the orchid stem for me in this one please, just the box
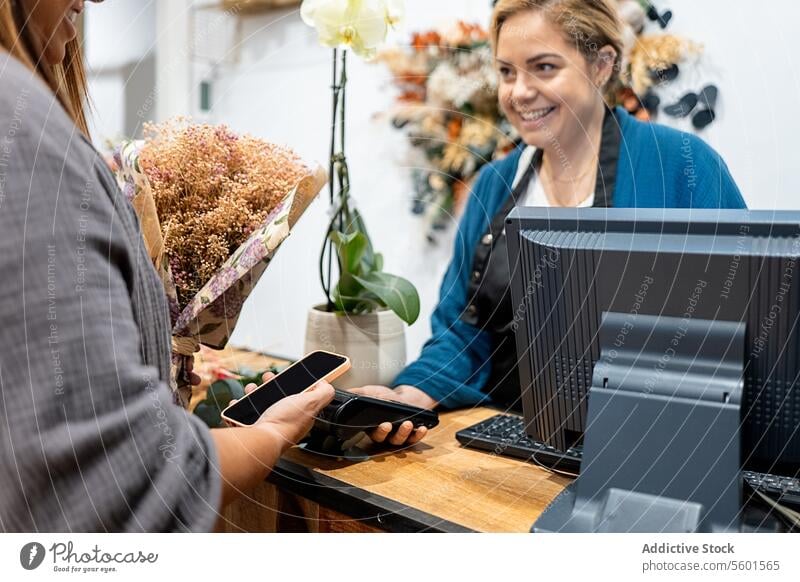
[321,48,340,311]
[320,48,352,312]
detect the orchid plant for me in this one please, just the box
[301,0,420,325]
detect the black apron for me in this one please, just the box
[460,107,622,411]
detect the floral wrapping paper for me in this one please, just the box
[114,139,326,407]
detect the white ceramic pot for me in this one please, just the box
[304,304,406,389]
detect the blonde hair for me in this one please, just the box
[491,0,626,90]
[0,0,90,135]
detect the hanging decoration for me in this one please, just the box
[377,22,517,242]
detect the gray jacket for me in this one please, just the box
[0,53,221,531]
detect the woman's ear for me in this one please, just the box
[594,45,618,86]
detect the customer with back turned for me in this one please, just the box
[0,0,338,532]
[351,0,746,433]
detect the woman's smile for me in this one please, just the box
[514,105,558,129]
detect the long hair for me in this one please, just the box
[0,0,90,134]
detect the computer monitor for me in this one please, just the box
[506,208,800,477]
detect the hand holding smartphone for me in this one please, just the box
[221,350,438,449]
[221,351,350,427]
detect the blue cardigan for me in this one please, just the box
[393,107,748,408]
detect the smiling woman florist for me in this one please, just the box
[351,0,746,417]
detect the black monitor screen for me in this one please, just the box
[506,207,800,474]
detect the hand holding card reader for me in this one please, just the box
[221,350,438,454]
[315,389,439,444]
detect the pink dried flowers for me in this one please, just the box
[137,119,309,305]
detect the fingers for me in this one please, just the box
[346,385,377,397]
[227,381,258,411]
[227,382,257,409]
[406,426,428,445]
[348,385,385,394]
[347,385,390,399]
[299,380,335,411]
[368,421,428,446]
[388,421,414,446]
[239,373,273,396]
[369,422,393,443]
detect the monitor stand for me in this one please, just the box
[532,312,746,533]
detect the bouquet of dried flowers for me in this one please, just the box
[376,21,518,241]
[114,119,326,407]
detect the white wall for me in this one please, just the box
[84,0,156,144]
[641,2,800,211]
[85,0,800,362]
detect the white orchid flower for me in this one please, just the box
[384,0,405,29]
[302,0,402,59]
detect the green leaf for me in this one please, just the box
[193,378,251,429]
[207,383,233,406]
[331,230,368,274]
[352,209,376,266]
[194,403,222,428]
[335,292,381,313]
[334,270,363,302]
[211,378,245,400]
[329,230,358,246]
[352,272,421,325]
[333,290,363,313]
[373,252,384,273]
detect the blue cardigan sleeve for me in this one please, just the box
[392,171,496,408]
[678,133,747,209]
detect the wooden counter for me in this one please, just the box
[207,347,571,532]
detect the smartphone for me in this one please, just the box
[221,350,350,427]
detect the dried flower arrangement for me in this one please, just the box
[115,119,325,407]
[628,34,702,96]
[614,1,706,121]
[376,21,518,241]
[137,120,309,305]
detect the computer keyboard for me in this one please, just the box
[743,471,800,511]
[455,413,582,474]
[457,413,800,512]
